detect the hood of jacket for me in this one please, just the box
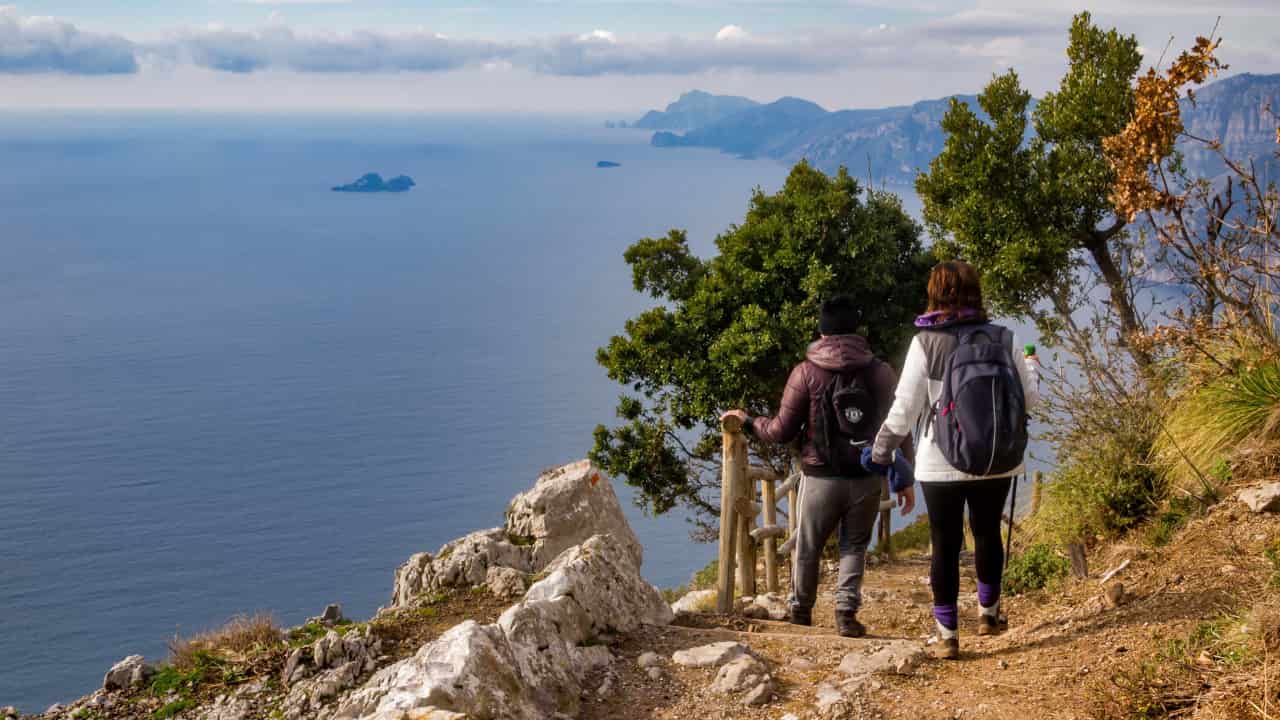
[805,334,877,372]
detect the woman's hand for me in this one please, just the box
[896,485,916,516]
[720,409,748,423]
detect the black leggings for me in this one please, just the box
[921,478,1012,609]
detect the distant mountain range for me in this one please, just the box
[635,74,1279,186]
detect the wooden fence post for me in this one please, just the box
[762,476,779,594]
[717,416,746,613]
[736,467,757,598]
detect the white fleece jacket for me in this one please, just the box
[873,330,1039,483]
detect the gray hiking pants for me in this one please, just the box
[791,474,882,613]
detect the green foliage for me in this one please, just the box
[593,161,930,521]
[1035,394,1163,546]
[1155,361,1280,496]
[1003,543,1069,595]
[879,515,931,555]
[662,558,720,602]
[286,618,354,647]
[1163,612,1255,669]
[152,699,197,720]
[916,12,1144,344]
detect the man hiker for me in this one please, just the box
[722,295,915,637]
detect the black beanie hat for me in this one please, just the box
[819,295,860,336]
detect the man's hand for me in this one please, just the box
[720,409,748,423]
[895,485,916,516]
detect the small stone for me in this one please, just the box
[1104,584,1126,608]
[788,657,817,671]
[710,655,769,694]
[484,566,530,598]
[893,656,917,675]
[742,681,773,706]
[672,641,749,668]
[996,659,1008,670]
[45,704,66,715]
[637,651,663,669]
[597,674,616,699]
[646,667,663,681]
[1239,483,1280,513]
[869,679,884,691]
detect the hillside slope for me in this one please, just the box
[638,73,1279,185]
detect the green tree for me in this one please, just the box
[916,12,1150,373]
[591,161,930,529]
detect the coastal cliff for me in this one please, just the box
[12,465,1280,720]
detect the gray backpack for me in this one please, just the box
[929,324,1028,476]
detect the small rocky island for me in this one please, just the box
[596,161,622,168]
[332,173,416,193]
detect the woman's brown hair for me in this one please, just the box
[926,260,986,318]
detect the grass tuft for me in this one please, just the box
[1003,543,1069,595]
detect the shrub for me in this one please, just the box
[1036,430,1163,546]
[1155,361,1280,496]
[169,612,282,668]
[1002,543,1069,595]
[878,515,930,555]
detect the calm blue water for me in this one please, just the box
[0,114,805,711]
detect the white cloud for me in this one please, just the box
[0,7,137,74]
[714,24,748,41]
[578,29,617,43]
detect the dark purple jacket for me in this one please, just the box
[745,334,913,477]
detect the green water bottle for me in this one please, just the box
[1024,343,1036,357]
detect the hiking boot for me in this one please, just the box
[835,610,866,638]
[790,607,812,626]
[928,635,960,660]
[977,614,1000,636]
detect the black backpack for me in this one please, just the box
[811,364,879,476]
[930,324,1028,476]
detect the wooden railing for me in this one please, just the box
[715,418,898,613]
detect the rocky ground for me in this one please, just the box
[9,468,1279,720]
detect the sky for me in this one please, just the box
[1,1,1277,113]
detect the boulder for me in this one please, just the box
[390,528,532,607]
[307,603,346,626]
[199,694,254,720]
[336,533,669,720]
[670,589,717,615]
[837,640,925,678]
[709,655,769,694]
[103,655,154,691]
[485,565,529,599]
[505,460,643,569]
[1239,483,1280,513]
[672,641,750,668]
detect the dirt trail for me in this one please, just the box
[585,502,1280,720]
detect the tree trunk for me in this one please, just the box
[1082,233,1152,372]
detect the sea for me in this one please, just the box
[0,113,940,711]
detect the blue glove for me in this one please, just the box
[887,450,916,493]
[861,447,915,493]
[860,447,892,476]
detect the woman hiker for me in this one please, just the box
[864,260,1039,659]
[721,295,915,638]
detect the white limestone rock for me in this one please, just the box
[336,534,668,720]
[670,589,717,615]
[505,460,643,569]
[672,641,750,668]
[484,565,529,598]
[1239,483,1280,513]
[103,655,154,691]
[390,528,532,607]
[837,640,925,678]
[709,654,769,694]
